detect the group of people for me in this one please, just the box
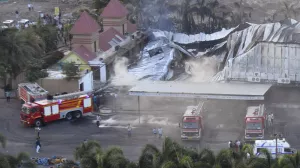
[153,127,163,138]
[228,140,243,152]
[27,3,34,11]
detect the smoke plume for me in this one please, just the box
[185,56,218,82]
[111,57,138,86]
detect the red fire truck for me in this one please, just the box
[20,91,93,127]
[181,102,204,140]
[18,83,48,103]
[244,104,267,141]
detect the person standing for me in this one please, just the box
[35,127,41,139]
[153,128,157,137]
[127,124,132,137]
[5,91,11,102]
[36,138,41,153]
[158,127,163,138]
[15,10,19,19]
[228,140,233,149]
[28,4,31,11]
[236,140,241,152]
[96,115,101,127]
[93,95,98,111]
[270,113,274,125]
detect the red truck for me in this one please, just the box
[244,104,267,141]
[18,83,48,103]
[20,91,93,127]
[181,102,204,140]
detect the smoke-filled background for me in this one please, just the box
[185,57,218,82]
[111,57,138,86]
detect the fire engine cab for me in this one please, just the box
[181,102,204,140]
[244,104,267,141]
[20,91,93,127]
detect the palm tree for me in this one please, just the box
[103,146,129,168]
[74,141,102,168]
[139,137,196,168]
[278,151,300,168]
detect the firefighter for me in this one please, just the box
[93,94,98,111]
[36,138,41,153]
[96,115,101,127]
[35,127,41,139]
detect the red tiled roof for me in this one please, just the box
[100,0,128,18]
[127,21,137,33]
[70,11,100,34]
[73,45,96,62]
[99,27,125,51]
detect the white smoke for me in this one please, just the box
[111,57,138,86]
[185,56,218,82]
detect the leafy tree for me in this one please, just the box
[31,24,58,53]
[0,27,44,78]
[62,62,79,79]
[25,59,49,82]
[0,133,36,168]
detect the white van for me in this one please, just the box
[253,138,294,158]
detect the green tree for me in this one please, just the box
[31,24,58,53]
[0,28,45,79]
[25,59,49,82]
[0,133,36,168]
[73,140,102,168]
[62,62,79,79]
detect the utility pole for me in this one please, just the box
[274,133,278,159]
[138,96,140,124]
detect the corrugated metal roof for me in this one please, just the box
[129,82,272,100]
[226,42,300,83]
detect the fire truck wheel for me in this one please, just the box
[66,113,73,121]
[35,119,42,127]
[74,111,82,119]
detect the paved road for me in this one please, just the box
[1,86,300,163]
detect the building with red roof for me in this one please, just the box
[99,27,125,52]
[100,0,136,35]
[70,11,101,53]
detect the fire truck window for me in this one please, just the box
[246,122,262,130]
[44,106,51,116]
[284,148,292,152]
[30,107,37,113]
[183,122,198,129]
[51,105,59,114]
[84,98,91,107]
[22,106,29,114]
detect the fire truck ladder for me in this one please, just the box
[53,90,93,100]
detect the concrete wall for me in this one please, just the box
[36,78,78,95]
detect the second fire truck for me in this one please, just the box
[181,102,204,140]
[20,91,93,127]
[244,104,267,141]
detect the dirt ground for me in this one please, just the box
[0,0,93,23]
